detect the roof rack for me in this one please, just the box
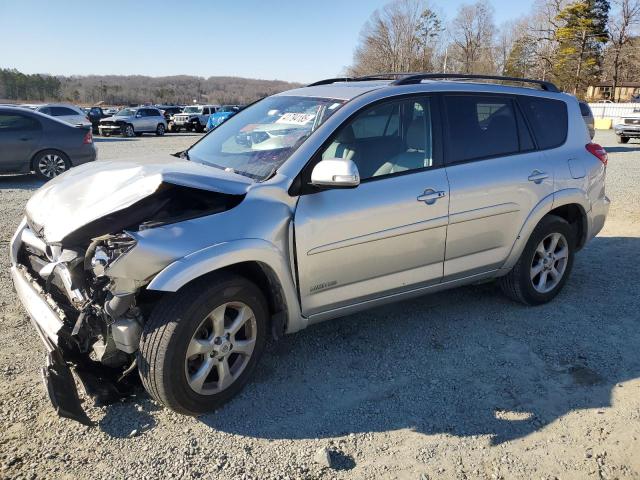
[306,73,559,92]
[392,73,559,92]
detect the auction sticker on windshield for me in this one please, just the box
[276,112,316,125]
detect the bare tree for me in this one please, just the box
[348,0,443,76]
[448,1,497,74]
[607,0,640,100]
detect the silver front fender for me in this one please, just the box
[146,238,306,333]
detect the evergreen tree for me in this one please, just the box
[554,0,610,96]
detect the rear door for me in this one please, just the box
[294,95,450,316]
[0,113,42,172]
[442,94,557,279]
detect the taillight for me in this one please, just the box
[83,130,93,144]
[586,143,608,165]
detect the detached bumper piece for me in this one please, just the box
[42,350,93,426]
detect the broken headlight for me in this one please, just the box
[88,233,137,278]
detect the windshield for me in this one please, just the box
[188,96,345,180]
[183,106,203,113]
[219,106,238,113]
[116,108,136,116]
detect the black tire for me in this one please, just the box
[32,149,71,180]
[138,273,268,415]
[174,126,181,133]
[499,215,575,306]
[617,136,629,144]
[123,124,135,137]
[102,131,111,137]
[185,125,193,132]
[194,122,204,133]
[156,123,166,136]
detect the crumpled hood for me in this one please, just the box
[26,154,252,243]
[100,115,131,122]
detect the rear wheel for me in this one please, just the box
[499,215,575,305]
[617,136,629,144]
[138,273,268,415]
[33,150,70,180]
[123,124,135,137]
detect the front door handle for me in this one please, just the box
[528,170,549,184]
[417,189,447,205]
[19,137,32,142]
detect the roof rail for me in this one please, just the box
[391,73,559,92]
[306,73,560,92]
[306,77,353,87]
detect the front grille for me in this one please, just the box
[100,121,117,126]
[624,118,640,125]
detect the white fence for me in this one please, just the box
[588,103,640,119]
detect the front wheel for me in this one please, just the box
[617,136,629,144]
[156,124,165,136]
[138,273,268,415]
[123,124,135,137]
[499,215,575,305]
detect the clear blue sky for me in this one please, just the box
[0,0,528,83]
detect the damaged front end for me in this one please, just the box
[10,159,248,423]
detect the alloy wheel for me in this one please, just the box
[530,232,569,293]
[184,302,257,395]
[37,153,67,178]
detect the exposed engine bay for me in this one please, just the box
[15,181,243,423]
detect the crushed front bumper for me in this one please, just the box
[11,264,92,425]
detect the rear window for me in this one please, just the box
[51,107,79,116]
[518,96,568,149]
[579,102,592,117]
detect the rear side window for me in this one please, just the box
[518,96,568,149]
[0,114,41,131]
[444,95,520,163]
[579,102,592,117]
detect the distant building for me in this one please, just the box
[586,82,640,102]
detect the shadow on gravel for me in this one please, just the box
[0,174,45,190]
[191,235,640,445]
[95,236,640,444]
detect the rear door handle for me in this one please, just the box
[417,189,447,205]
[528,170,549,184]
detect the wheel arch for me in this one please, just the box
[146,239,304,335]
[500,189,590,273]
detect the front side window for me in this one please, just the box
[444,95,520,163]
[187,95,345,180]
[320,97,434,180]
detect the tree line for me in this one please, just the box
[0,69,300,105]
[348,0,640,99]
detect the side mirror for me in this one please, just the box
[310,158,360,188]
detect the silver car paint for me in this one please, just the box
[12,80,609,339]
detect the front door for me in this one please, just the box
[294,96,450,316]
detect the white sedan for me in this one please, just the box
[34,103,91,127]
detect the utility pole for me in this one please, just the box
[443,47,448,73]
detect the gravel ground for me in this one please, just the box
[0,130,639,480]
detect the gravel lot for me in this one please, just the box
[1,131,639,480]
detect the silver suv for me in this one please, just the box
[10,74,610,423]
[98,107,167,137]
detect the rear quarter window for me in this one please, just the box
[518,96,568,149]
